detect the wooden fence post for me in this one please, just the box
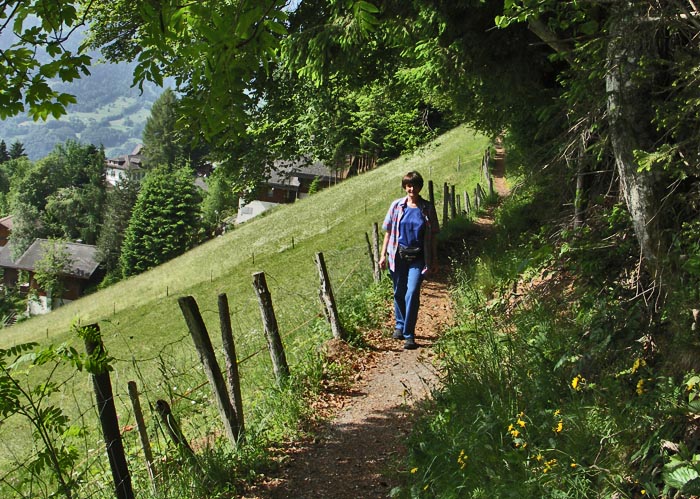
[450,184,457,219]
[155,399,198,467]
[365,232,380,282]
[371,222,381,280]
[428,180,435,209]
[127,381,156,492]
[464,191,471,217]
[314,252,345,341]
[442,182,449,226]
[83,324,134,499]
[252,272,290,384]
[218,293,245,441]
[178,296,241,447]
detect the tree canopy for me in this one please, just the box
[3,0,700,284]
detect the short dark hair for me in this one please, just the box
[402,171,424,189]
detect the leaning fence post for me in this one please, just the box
[155,399,198,467]
[450,184,457,219]
[83,324,134,499]
[371,222,381,280]
[252,272,290,384]
[218,293,245,441]
[365,232,380,282]
[127,381,156,492]
[314,252,345,341]
[178,296,241,447]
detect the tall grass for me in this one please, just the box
[0,126,490,496]
[394,167,695,499]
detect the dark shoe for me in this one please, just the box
[393,329,404,340]
[403,339,419,350]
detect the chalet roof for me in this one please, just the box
[268,159,334,187]
[105,144,145,171]
[0,242,17,267]
[0,215,13,230]
[9,239,100,280]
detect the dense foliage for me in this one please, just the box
[7,141,106,257]
[119,165,202,277]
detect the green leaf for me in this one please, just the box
[664,466,699,490]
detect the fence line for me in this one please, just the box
[0,147,497,499]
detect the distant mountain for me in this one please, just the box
[0,22,165,161]
[0,60,164,161]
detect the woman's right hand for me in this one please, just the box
[378,255,387,270]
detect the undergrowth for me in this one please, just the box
[395,175,700,498]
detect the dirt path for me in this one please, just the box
[243,143,508,499]
[242,272,453,499]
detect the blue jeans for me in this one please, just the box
[390,257,424,340]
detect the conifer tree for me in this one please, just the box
[142,89,181,167]
[9,141,26,159]
[0,140,9,163]
[120,165,202,277]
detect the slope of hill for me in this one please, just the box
[0,126,491,493]
[2,126,488,348]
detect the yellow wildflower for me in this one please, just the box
[554,409,561,416]
[410,467,418,474]
[570,462,577,468]
[517,418,526,428]
[457,450,468,469]
[636,378,645,395]
[508,424,514,432]
[571,374,585,391]
[511,429,520,438]
[554,420,564,433]
[631,358,646,374]
[536,453,544,462]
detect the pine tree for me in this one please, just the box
[120,165,202,277]
[142,89,181,167]
[96,177,140,277]
[9,141,26,159]
[0,140,10,163]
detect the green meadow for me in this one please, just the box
[0,126,490,487]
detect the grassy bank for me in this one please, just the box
[395,156,700,498]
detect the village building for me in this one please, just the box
[236,159,345,224]
[105,144,146,186]
[0,215,12,247]
[0,236,102,316]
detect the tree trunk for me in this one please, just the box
[605,2,662,273]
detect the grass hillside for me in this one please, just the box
[0,126,491,485]
[2,126,488,348]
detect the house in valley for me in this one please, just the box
[236,159,345,224]
[0,238,102,315]
[105,144,146,186]
[0,215,12,247]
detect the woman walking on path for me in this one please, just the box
[378,171,440,350]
